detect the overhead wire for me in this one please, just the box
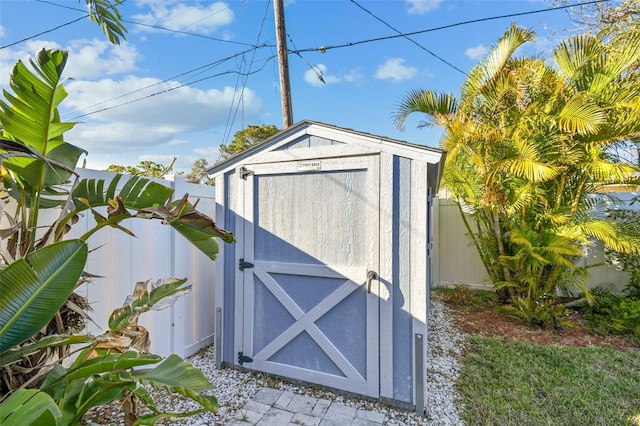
[0,15,88,49]
[121,20,255,46]
[69,54,278,121]
[63,47,261,120]
[287,35,326,84]
[349,0,466,75]
[220,0,273,151]
[291,0,611,54]
[7,0,611,122]
[23,0,257,48]
[1,0,129,50]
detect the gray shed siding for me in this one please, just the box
[393,156,413,402]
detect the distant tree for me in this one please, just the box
[105,158,176,178]
[182,158,215,185]
[219,124,279,160]
[560,0,639,36]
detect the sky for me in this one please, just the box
[0,0,599,173]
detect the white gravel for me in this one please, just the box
[85,297,467,425]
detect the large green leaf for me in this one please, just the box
[66,176,235,259]
[0,334,93,367]
[133,354,218,411]
[135,354,215,393]
[0,240,88,352]
[0,389,60,426]
[71,174,173,213]
[40,351,161,416]
[64,351,162,382]
[0,49,80,188]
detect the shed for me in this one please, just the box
[209,121,444,411]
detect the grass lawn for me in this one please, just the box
[457,336,640,426]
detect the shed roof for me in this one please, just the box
[207,120,443,177]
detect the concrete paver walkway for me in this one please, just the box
[227,387,385,426]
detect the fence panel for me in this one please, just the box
[66,169,217,358]
[435,194,637,293]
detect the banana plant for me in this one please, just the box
[0,46,232,423]
[34,278,218,426]
[1,278,218,425]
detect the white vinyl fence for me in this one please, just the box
[433,193,638,293]
[64,169,217,359]
[6,167,633,361]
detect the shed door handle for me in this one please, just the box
[365,270,377,294]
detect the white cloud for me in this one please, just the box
[303,64,364,87]
[132,1,234,35]
[304,64,340,87]
[168,138,189,146]
[193,146,220,157]
[0,38,138,87]
[64,76,261,153]
[0,39,62,87]
[406,0,441,15]
[465,44,489,60]
[343,68,364,84]
[375,58,417,82]
[65,40,140,79]
[0,25,5,38]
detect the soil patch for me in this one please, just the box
[441,294,640,352]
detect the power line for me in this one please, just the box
[62,47,260,119]
[69,55,278,121]
[288,35,326,84]
[9,0,259,49]
[121,19,256,47]
[221,0,273,148]
[292,0,611,54]
[10,0,611,122]
[1,0,129,50]
[349,0,466,75]
[0,15,88,49]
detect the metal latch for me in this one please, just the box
[365,270,377,294]
[238,352,253,365]
[239,166,254,179]
[239,259,254,271]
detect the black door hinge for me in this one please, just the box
[238,352,253,365]
[239,259,254,271]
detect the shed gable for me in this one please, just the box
[275,134,343,151]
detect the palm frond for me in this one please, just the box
[462,24,535,102]
[554,34,604,84]
[557,92,606,136]
[393,89,457,130]
[85,0,127,45]
[575,219,640,254]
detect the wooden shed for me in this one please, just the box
[209,121,444,411]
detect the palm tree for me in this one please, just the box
[394,24,640,323]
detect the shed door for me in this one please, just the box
[238,154,380,397]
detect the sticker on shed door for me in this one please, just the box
[239,155,380,397]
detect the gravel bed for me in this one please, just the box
[84,297,466,425]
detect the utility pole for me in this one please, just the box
[273,0,293,128]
